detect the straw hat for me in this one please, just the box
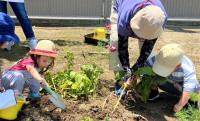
[152,43,184,77]
[130,5,166,40]
[0,12,20,44]
[29,40,58,58]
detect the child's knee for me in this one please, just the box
[1,71,25,88]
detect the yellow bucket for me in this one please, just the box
[0,97,26,120]
[93,29,106,41]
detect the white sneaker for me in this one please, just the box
[3,41,15,51]
[27,38,38,50]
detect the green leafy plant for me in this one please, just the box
[81,64,104,97]
[81,117,94,121]
[115,67,167,103]
[175,93,200,121]
[44,50,104,99]
[65,49,75,70]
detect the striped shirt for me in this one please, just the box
[145,55,199,92]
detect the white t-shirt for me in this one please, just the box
[0,0,24,3]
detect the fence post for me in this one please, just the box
[103,0,106,19]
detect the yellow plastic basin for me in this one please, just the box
[93,29,106,41]
[0,97,26,120]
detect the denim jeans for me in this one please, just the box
[158,81,182,96]
[0,1,35,39]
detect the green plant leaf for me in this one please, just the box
[133,67,156,76]
[115,70,125,80]
[81,117,94,121]
[70,71,77,79]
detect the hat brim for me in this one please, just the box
[152,59,175,77]
[30,50,58,59]
[0,34,20,44]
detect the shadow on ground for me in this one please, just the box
[122,91,179,121]
[53,39,83,47]
[166,26,200,33]
[0,41,29,62]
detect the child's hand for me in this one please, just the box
[38,78,49,86]
[174,103,183,112]
[14,90,20,98]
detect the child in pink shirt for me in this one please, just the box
[1,40,58,99]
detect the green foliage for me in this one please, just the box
[81,64,104,97]
[115,70,125,80]
[44,50,104,99]
[81,117,94,121]
[114,67,167,103]
[105,118,110,121]
[137,75,167,102]
[65,49,75,70]
[175,93,200,121]
[133,67,156,76]
[96,42,106,53]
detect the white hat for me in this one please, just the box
[30,40,58,58]
[130,5,166,40]
[152,43,184,77]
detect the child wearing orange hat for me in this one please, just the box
[1,40,58,99]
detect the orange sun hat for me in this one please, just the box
[29,40,58,58]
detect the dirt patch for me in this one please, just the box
[1,26,200,121]
[15,91,149,121]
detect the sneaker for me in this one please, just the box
[184,100,199,110]
[27,38,38,50]
[19,94,26,101]
[115,79,127,99]
[27,92,41,99]
[148,89,159,101]
[3,41,15,50]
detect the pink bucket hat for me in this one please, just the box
[130,5,166,40]
[29,40,58,58]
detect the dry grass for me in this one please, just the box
[0,26,200,81]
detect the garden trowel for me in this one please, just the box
[40,82,66,111]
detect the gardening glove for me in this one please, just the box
[123,68,132,83]
[115,79,127,99]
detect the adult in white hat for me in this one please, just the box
[109,0,167,96]
[0,0,38,50]
[145,43,199,112]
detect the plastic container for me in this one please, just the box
[93,29,106,41]
[0,97,26,120]
[84,33,110,45]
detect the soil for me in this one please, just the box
[0,86,179,121]
[1,26,200,121]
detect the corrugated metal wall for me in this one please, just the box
[7,0,200,19]
[160,0,200,18]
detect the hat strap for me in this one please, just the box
[139,0,156,10]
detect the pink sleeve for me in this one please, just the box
[21,58,35,69]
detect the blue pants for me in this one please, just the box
[158,81,182,96]
[0,1,35,39]
[1,70,40,94]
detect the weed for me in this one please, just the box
[175,93,200,121]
